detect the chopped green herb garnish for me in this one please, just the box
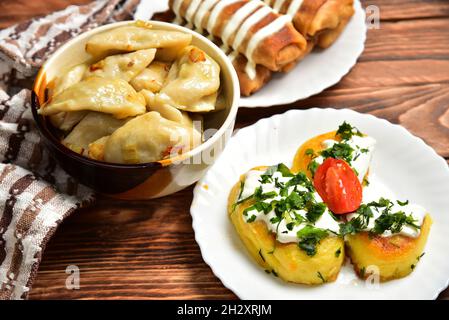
[317,271,327,283]
[247,215,257,223]
[237,180,245,200]
[363,176,370,186]
[360,267,366,278]
[397,199,409,206]
[335,247,341,258]
[306,202,326,223]
[258,249,265,262]
[340,198,421,237]
[336,122,363,140]
[339,204,373,236]
[297,225,329,256]
[321,142,354,163]
[372,210,420,235]
[307,160,319,178]
[305,148,315,157]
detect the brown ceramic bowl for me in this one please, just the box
[31,21,240,199]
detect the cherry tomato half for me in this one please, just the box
[313,158,362,214]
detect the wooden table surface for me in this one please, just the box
[1,0,448,300]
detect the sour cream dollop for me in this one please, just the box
[239,169,340,244]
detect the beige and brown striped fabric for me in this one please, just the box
[0,0,142,300]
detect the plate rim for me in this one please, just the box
[190,108,449,300]
[239,0,367,108]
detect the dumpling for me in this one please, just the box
[39,77,146,119]
[62,112,129,155]
[140,89,185,123]
[87,136,109,161]
[141,89,203,141]
[53,63,88,95]
[49,111,88,132]
[83,49,156,82]
[103,111,201,164]
[130,61,171,93]
[155,46,221,112]
[50,63,88,131]
[85,22,192,59]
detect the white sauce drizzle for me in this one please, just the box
[262,0,273,6]
[172,0,184,25]
[193,0,220,33]
[221,0,262,52]
[206,0,241,37]
[185,0,203,29]
[227,50,239,62]
[178,0,292,80]
[264,0,304,18]
[272,0,287,13]
[286,0,304,17]
[245,14,292,79]
[230,5,272,62]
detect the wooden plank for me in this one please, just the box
[0,0,446,300]
[237,83,449,158]
[361,18,449,62]
[29,190,237,300]
[364,0,449,20]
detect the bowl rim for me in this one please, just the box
[31,20,240,170]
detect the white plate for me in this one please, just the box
[135,0,367,108]
[190,109,449,300]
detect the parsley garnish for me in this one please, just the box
[317,271,327,283]
[307,160,319,178]
[336,122,363,140]
[305,148,315,157]
[371,198,420,235]
[306,202,326,223]
[297,225,329,256]
[258,249,265,262]
[335,247,341,258]
[321,142,354,163]
[339,198,421,237]
[360,267,366,278]
[339,204,373,236]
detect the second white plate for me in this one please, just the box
[190,108,449,299]
[136,0,367,108]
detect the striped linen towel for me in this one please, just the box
[0,0,142,300]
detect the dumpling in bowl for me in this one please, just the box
[84,49,156,82]
[141,89,203,139]
[154,46,221,112]
[62,112,130,155]
[87,136,109,161]
[53,63,88,95]
[39,77,146,119]
[85,22,192,59]
[50,111,88,132]
[50,63,89,131]
[130,61,171,93]
[103,111,201,164]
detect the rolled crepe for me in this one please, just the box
[232,54,272,96]
[263,0,354,48]
[169,0,307,77]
